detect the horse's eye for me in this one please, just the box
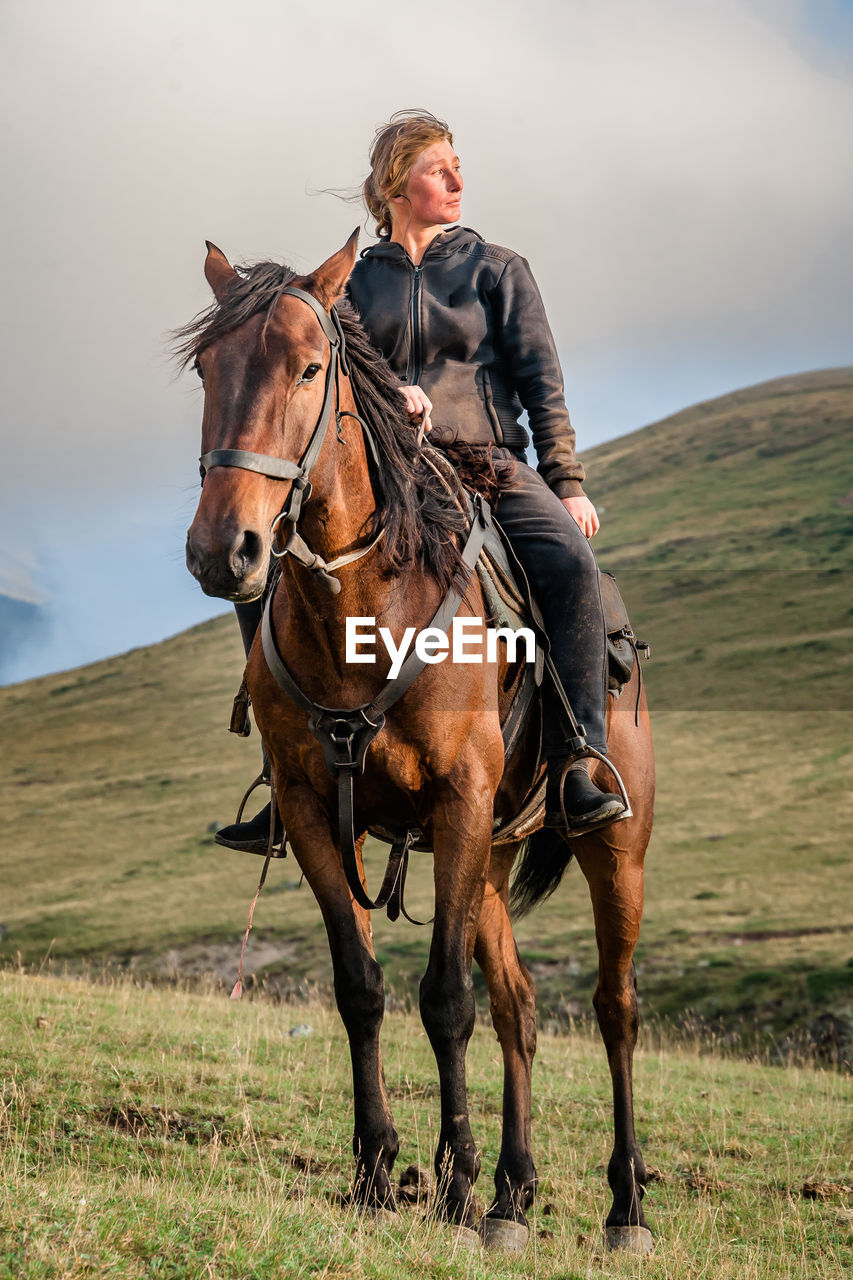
[301,363,321,383]
[193,359,204,383]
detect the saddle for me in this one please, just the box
[476,505,647,699]
[367,446,649,853]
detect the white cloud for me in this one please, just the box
[0,550,47,605]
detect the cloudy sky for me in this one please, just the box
[1,0,851,682]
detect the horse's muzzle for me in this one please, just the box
[185,523,267,600]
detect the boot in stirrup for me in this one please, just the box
[215,801,284,854]
[544,755,626,837]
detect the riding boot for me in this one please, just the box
[214,597,284,854]
[544,756,625,836]
[215,799,284,854]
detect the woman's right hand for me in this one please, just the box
[399,384,432,436]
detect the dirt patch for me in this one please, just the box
[683,1169,728,1194]
[97,1103,227,1144]
[801,1179,853,1202]
[705,925,853,944]
[268,1146,329,1176]
[133,938,299,985]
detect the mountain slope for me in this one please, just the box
[587,367,852,570]
[584,367,853,709]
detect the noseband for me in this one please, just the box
[198,286,381,595]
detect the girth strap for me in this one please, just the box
[384,832,430,925]
[261,493,492,911]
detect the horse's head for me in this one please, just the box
[184,231,359,600]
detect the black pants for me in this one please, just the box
[235,598,263,659]
[234,457,608,755]
[494,454,608,754]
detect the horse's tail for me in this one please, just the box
[510,826,575,917]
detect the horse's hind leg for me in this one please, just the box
[473,840,537,1250]
[574,830,653,1252]
[281,784,399,1211]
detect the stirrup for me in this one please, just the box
[555,746,633,839]
[214,773,287,858]
[235,772,269,824]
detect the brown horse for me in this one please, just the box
[178,232,655,1254]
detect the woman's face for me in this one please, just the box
[395,140,463,230]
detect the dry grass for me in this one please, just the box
[1,972,851,1279]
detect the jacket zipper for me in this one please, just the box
[410,264,422,385]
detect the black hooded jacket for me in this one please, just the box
[347,226,585,498]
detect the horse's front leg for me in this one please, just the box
[473,840,537,1250]
[420,766,494,1230]
[279,780,399,1211]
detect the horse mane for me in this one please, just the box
[172,259,512,591]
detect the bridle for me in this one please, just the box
[198,285,383,595]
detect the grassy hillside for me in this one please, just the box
[1,973,850,1279]
[1,370,851,1056]
[584,367,853,710]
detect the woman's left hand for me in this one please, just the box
[399,384,433,436]
[562,495,600,539]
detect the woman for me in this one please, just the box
[216,110,623,852]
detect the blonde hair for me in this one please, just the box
[363,109,454,238]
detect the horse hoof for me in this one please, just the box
[449,1225,481,1251]
[479,1217,530,1252]
[605,1225,654,1254]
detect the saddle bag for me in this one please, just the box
[599,571,650,696]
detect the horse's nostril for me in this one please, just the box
[230,529,264,578]
[185,535,200,574]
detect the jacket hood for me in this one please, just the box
[358,226,484,263]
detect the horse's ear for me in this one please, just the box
[305,229,360,310]
[204,241,238,300]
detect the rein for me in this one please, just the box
[199,286,383,595]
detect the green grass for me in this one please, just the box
[1,973,851,1279]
